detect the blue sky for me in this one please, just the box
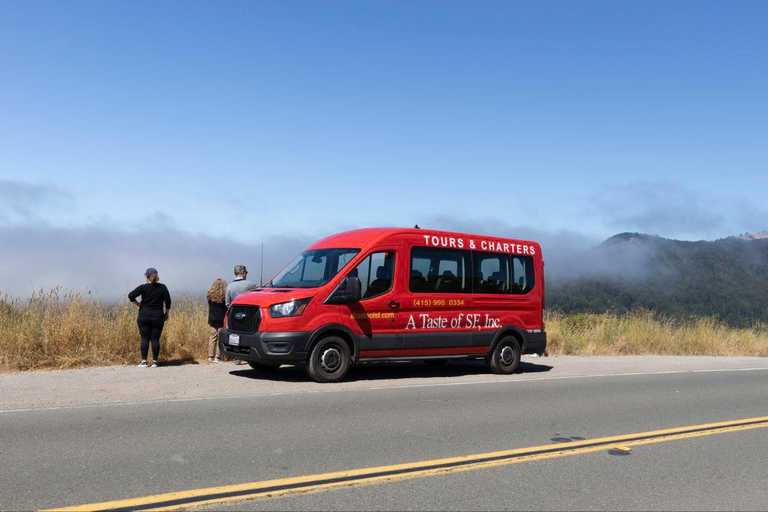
[1,1,767,296]
[2,1,767,240]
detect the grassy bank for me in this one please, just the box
[0,290,208,372]
[2,291,768,372]
[546,310,768,357]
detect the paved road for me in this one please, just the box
[2,356,768,510]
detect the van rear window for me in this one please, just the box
[511,255,535,294]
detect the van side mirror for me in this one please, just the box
[326,276,362,304]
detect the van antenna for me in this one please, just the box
[260,242,264,286]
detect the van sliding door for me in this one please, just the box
[398,245,474,357]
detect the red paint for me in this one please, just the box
[230,227,545,362]
[360,346,491,359]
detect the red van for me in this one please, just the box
[220,228,545,382]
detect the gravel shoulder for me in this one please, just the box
[3,355,768,411]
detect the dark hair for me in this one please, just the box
[234,265,247,276]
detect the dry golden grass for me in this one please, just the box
[2,291,767,373]
[546,310,768,357]
[0,289,209,372]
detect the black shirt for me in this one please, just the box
[128,283,171,319]
[208,300,227,328]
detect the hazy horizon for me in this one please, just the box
[2,1,767,297]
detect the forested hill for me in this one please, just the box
[547,233,768,326]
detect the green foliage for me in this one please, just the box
[548,235,768,327]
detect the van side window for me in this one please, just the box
[351,251,395,299]
[511,255,535,294]
[410,247,470,294]
[473,253,510,294]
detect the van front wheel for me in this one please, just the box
[488,337,521,374]
[307,336,351,383]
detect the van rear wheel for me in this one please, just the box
[307,336,351,383]
[247,361,280,372]
[488,336,521,374]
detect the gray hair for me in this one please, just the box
[234,265,247,276]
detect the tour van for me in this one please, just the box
[220,228,546,382]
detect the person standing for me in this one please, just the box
[225,265,258,365]
[206,278,227,363]
[128,268,171,368]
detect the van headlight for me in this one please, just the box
[269,298,312,318]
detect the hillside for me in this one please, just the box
[547,232,768,327]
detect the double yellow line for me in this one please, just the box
[50,415,768,511]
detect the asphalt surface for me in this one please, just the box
[2,356,768,511]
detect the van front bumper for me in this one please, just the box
[219,329,312,364]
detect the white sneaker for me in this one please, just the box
[150,361,158,368]
[138,361,148,367]
[213,357,223,363]
[234,359,243,365]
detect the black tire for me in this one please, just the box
[423,359,448,366]
[487,336,521,374]
[307,336,351,383]
[247,361,280,372]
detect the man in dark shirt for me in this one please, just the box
[128,268,172,367]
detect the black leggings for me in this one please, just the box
[138,316,165,360]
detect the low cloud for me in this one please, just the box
[0,216,675,299]
[589,182,768,240]
[0,180,319,299]
[421,215,661,282]
[1,179,761,299]
[0,225,313,301]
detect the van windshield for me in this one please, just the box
[268,248,360,288]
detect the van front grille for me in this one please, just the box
[227,305,261,334]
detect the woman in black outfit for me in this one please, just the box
[128,268,171,368]
[206,278,227,362]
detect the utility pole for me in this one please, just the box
[260,242,264,286]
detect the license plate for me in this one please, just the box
[229,334,240,346]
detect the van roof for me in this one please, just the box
[308,227,541,252]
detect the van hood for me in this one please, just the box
[230,288,319,308]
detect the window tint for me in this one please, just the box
[511,255,535,294]
[351,251,395,299]
[438,259,458,276]
[302,254,326,282]
[270,248,360,288]
[336,251,357,271]
[410,247,470,293]
[411,256,431,278]
[474,252,510,294]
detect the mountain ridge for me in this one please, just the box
[548,232,768,327]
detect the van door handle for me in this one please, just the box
[388,301,400,309]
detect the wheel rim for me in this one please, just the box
[499,345,515,366]
[320,346,342,373]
